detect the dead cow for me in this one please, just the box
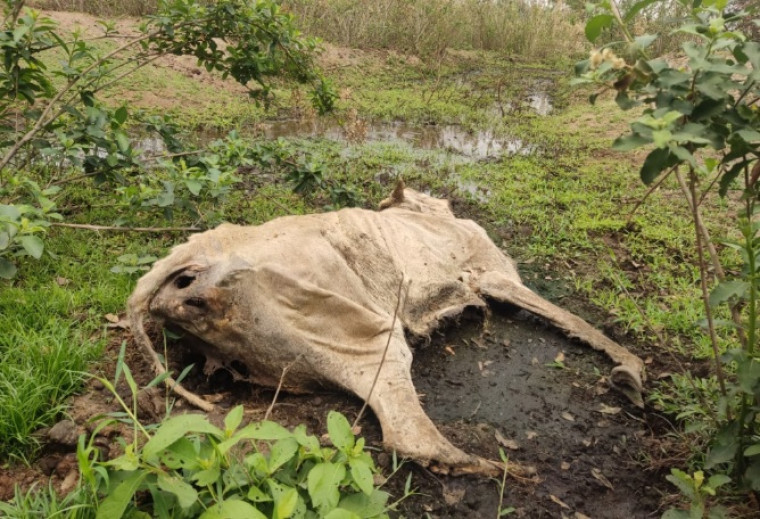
[128,184,645,476]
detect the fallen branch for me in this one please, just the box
[53,222,200,232]
[131,316,215,413]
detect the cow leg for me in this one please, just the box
[476,271,645,406]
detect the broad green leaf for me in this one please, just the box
[157,473,198,509]
[652,129,672,148]
[746,460,760,492]
[114,105,128,125]
[707,474,731,489]
[338,490,390,518]
[662,510,691,519]
[324,510,361,519]
[0,205,22,221]
[274,487,298,519]
[192,464,221,487]
[293,424,322,453]
[268,437,300,473]
[327,411,354,452]
[142,414,222,460]
[185,179,203,196]
[18,235,44,259]
[160,437,200,470]
[115,132,130,154]
[613,133,649,151]
[640,148,677,185]
[744,444,760,457]
[96,471,148,519]
[705,429,738,470]
[0,257,16,279]
[224,405,244,435]
[251,420,293,440]
[709,280,749,307]
[632,33,657,51]
[349,458,374,496]
[735,129,760,142]
[199,499,267,519]
[624,0,659,21]
[247,485,273,503]
[308,462,346,511]
[737,358,760,395]
[585,14,614,43]
[0,231,9,250]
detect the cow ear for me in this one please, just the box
[378,178,406,210]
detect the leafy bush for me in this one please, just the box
[0,0,336,277]
[575,0,760,510]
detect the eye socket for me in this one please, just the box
[184,297,206,309]
[175,274,195,289]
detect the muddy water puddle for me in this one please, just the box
[258,119,535,159]
[174,306,660,518]
[405,308,659,518]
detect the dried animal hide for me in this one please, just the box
[128,183,645,476]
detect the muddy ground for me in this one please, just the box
[0,295,674,518]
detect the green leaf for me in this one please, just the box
[324,510,361,519]
[640,148,677,185]
[308,462,346,511]
[585,14,614,42]
[0,257,16,279]
[115,132,130,154]
[251,421,293,441]
[0,231,9,250]
[735,129,760,143]
[192,464,221,487]
[624,0,659,22]
[665,469,696,500]
[142,414,222,460]
[199,499,267,519]
[338,490,390,518]
[706,474,731,489]
[18,235,44,259]
[709,280,749,307]
[268,437,299,473]
[652,129,672,148]
[274,487,298,519]
[224,405,244,435]
[185,179,203,196]
[160,437,200,470]
[96,471,148,519]
[613,133,649,150]
[114,105,128,125]
[744,444,760,457]
[247,485,273,503]
[349,458,374,496]
[327,411,354,452]
[662,510,691,519]
[737,358,760,395]
[632,33,657,51]
[157,473,198,509]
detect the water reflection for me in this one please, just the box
[259,120,534,159]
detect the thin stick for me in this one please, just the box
[52,222,200,232]
[626,165,675,225]
[264,354,304,421]
[352,275,407,429]
[132,315,215,413]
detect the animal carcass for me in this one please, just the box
[128,184,644,476]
